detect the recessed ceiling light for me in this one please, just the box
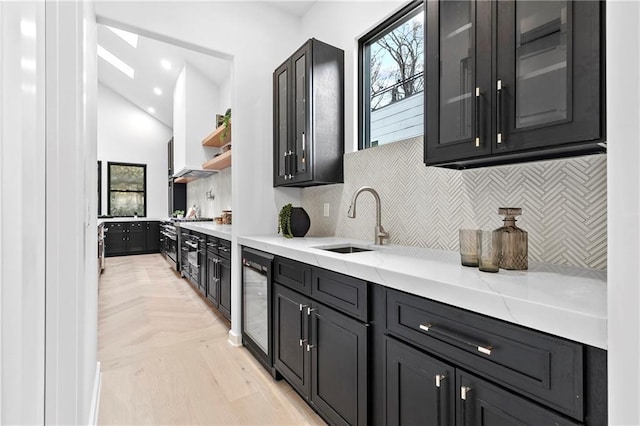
[153,87,163,96]
[161,59,172,70]
[97,44,135,79]
[20,20,36,38]
[21,58,36,72]
[148,107,156,114]
[105,25,139,48]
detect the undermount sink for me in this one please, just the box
[316,245,376,254]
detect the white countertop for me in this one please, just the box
[179,222,232,240]
[238,235,607,349]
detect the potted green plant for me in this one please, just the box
[173,209,184,219]
[220,108,231,141]
[278,203,310,238]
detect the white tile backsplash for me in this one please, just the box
[187,167,232,219]
[302,137,607,269]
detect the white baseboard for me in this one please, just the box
[88,361,101,426]
[228,330,242,347]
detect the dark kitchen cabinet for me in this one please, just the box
[145,221,160,252]
[104,222,126,256]
[274,279,368,425]
[457,372,581,426]
[218,256,232,320]
[384,336,455,426]
[206,250,219,307]
[425,0,604,168]
[204,236,231,321]
[274,283,310,396]
[128,223,146,253]
[104,221,161,256]
[273,38,344,187]
[167,138,186,216]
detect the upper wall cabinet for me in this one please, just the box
[273,39,344,187]
[425,0,605,168]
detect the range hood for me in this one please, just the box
[173,167,217,180]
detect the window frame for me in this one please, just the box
[107,161,147,217]
[358,1,425,150]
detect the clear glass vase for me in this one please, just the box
[494,207,528,270]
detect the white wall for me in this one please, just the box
[0,2,46,424]
[607,2,640,424]
[97,83,172,218]
[44,0,99,424]
[173,62,222,171]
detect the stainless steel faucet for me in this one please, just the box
[347,186,389,245]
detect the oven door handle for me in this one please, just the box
[185,241,198,249]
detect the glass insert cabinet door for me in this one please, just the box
[496,0,602,151]
[292,45,309,178]
[425,0,492,161]
[274,64,289,182]
[514,1,569,129]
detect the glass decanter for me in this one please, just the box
[494,207,528,270]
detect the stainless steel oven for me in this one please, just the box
[241,247,276,377]
[160,222,178,269]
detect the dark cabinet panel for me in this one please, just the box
[206,251,219,307]
[145,221,160,252]
[386,288,584,419]
[273,38,344,187]
[218,256,231,320]
[274,256,312,295]
[274,283,310,397]
[425,0,604,168]
[457,371,581,426]
[310,303,368,426]
[104,223,126,256]
[384,336,455,426]
[104,221,161,256]
[311,268,368,321]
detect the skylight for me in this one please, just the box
[105,25,139,48]
[97,45,135,79]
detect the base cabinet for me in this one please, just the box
[274,283,368,426]
[104,221,161,256]
[218,256,232,320]
[203,235,231,321]
[206,250,220,307]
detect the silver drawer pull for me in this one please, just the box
[435,374,446,388]
[306,344,314,352]
[299,339,307,347]
[461,386,471,401]
[419,323,492,357]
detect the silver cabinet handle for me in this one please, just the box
[306,344,314,352]
[475,87,481,148]
[307,307,317,316]
[299,304,309,312]
[299,339,307,347]
[461,386,471,401]
[435,374,446,388]
[497,80,503,144]
[419,323,492,356]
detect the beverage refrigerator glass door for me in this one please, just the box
[241,247,276,376]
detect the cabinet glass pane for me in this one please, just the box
[515,1,568,128]
[243,265,268,353]
[277,69,288,177]
[295,54,306,173]
[439,1,473,144]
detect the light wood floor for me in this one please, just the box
[98,253,324,425]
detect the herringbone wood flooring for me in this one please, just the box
[98,254,324,425]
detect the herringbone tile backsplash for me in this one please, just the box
[301,137,607,269]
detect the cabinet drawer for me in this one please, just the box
[386,289,584,420]
[217,238,231,259]
[311,268,367,321]
[206,236,218,253]
[274,257,311,295]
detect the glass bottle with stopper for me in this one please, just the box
[494,207,528,270]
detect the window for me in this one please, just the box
[108,162,147,217]
[359,2,425,149]
[98,161,102,215]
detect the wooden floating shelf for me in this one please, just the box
[202,150,232,171]
[174,176,198,184]
[202,121,231,147]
